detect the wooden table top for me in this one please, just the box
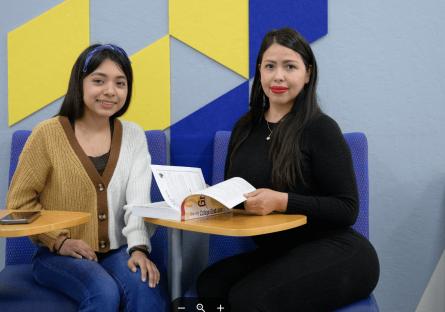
[0,210,91,237]
[143,209,307,237]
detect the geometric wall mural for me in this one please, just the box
[170,0,249,79]
[121,35,170,131]
[7,0,327,129]
[170,0,328,183]
[7,0,328,182]
[7,0,89,126]
[171,81,251,184]
[249,0,328,77]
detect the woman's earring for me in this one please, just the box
[262,94,266,108]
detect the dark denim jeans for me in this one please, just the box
[32,244,166,312]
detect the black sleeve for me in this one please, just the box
[286,116,360,227]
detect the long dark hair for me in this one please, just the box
[58,44,133,120]
[230,27,323,191]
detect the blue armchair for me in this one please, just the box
[0,129,170,312]
[186,131,379,312]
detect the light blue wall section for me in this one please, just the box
[90,0,168,54]
[1,1,445,311]
[170,36,246,125]
[311,1,445,311]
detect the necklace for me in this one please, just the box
[79,121,108,157]
[266,120,273,140]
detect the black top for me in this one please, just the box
[225,114,359,250]
[69,118,114,176]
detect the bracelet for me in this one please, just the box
[128,246,150,259]
[56,237,70,255]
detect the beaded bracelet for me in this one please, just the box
[56,237,70,255]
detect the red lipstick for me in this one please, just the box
[270,86,288,94]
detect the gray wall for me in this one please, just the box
[1,1,445,311]
[312,2,445,311]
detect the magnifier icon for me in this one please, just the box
[196,303,205,312]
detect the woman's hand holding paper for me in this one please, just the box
[243,189,288,216]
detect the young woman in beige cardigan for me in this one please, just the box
[7,44,165,312]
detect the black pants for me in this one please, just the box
[196,227,379,312]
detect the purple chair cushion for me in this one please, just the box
[0,264,78,311]
[332,293,379,312]
[343,132,369,240]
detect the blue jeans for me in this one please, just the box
[32,245,166,312]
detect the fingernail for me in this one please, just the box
[89,257,93,260]
[132,267,137,272]
[142,278,146,282]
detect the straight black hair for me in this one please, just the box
[229,27,323,191]
[58,44,133,120]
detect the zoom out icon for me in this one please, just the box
[171,297,230,311]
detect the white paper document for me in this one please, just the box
[150,165,207,210]
[132,165,256,221]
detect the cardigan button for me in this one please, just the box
[98,214,106,221]
[98,184,104,191]
[100,241,106,249]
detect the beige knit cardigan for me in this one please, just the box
[6,116,155,253]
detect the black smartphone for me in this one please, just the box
[0,211,41,224]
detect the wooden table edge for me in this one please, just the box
[142,215,307,237]
[0,210,91,238]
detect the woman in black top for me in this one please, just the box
[196,27,379,312]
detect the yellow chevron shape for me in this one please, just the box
[121,35,170,131]
[7,0,89,126]
[170,0,248,79]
